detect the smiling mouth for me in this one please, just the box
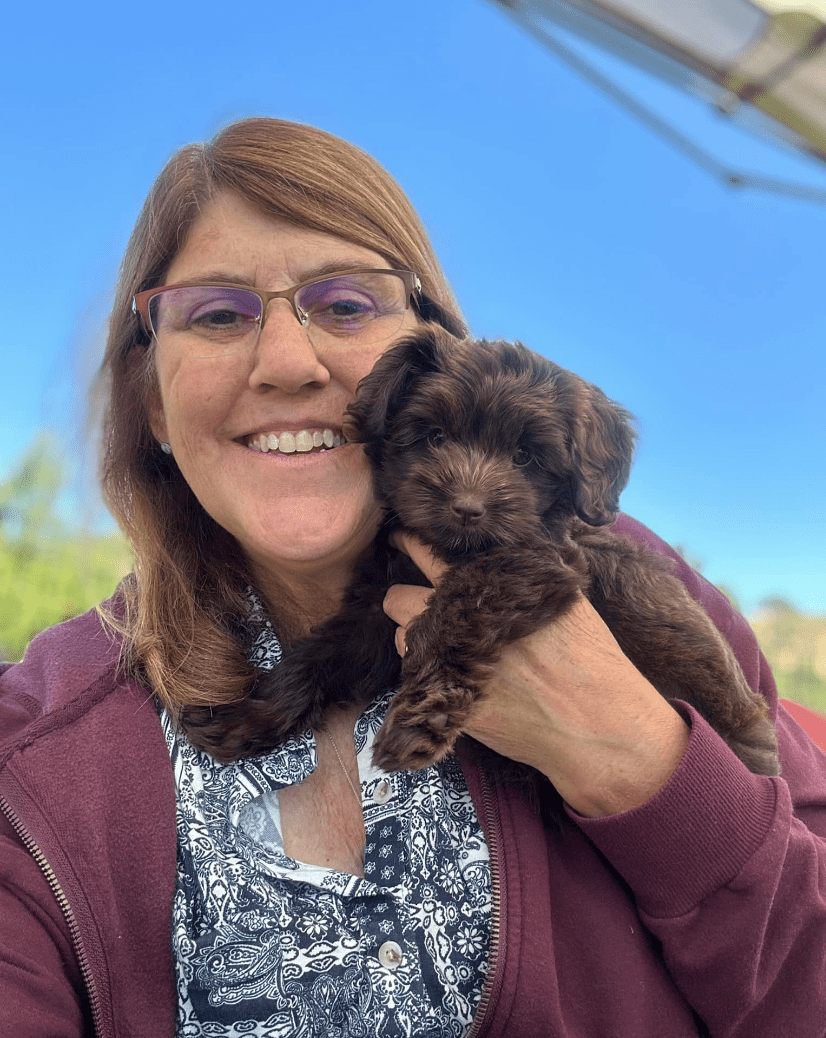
[244,428,346,455]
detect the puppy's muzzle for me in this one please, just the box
[449,493,487,525]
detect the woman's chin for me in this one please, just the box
[241,499,382,583]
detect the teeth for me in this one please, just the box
[295,431,314,453]
[247,427,343,455]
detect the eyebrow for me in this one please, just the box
[168,261,389,290]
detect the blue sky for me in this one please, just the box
[2,0,825,616]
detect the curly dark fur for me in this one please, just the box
[182,328,779,781]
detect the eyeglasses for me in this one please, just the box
[132,268,422,356]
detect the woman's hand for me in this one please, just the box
[383,532,690,818]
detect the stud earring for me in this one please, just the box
[160,442,173,455]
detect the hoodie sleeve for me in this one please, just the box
[571,515,826,1038]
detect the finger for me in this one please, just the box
[383,583,434,628]
[389,530,448,586]
[394,625,408,657]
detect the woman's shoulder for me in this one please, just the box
[610,512,702,576]
[611,513,744,626]
[0,596,136,757]
[609,512,773,707]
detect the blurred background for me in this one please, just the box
[1,0,824,708]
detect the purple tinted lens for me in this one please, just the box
[150,286,261,340]
[296,273,405,334]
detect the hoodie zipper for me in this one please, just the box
[0,792,103,1037]
[3,755,500,1038]
[465,766,503,1038]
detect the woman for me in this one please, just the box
[1,117,824,1038]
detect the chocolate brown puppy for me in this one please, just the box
[184,328,779,778]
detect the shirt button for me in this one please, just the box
[373,779,392,804]
[378,941,404,969]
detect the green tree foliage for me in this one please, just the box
[1,441,824,716]
[673,547,826,712]
[750,600,826,714]
[0,436,132,662]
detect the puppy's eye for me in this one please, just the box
[513,446,532,467]
[428,429,445,447]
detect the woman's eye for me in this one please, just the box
[190,307,246,329]
[155,286,261,339]
[302,286,378,328]
[326,298,375,321]
[297,272,405,332]
[178,290,260,338]
[185,306,256,340]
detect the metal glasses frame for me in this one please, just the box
[132,268,423,342]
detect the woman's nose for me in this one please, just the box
[248,299,330,393]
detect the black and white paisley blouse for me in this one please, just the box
[161,592,492,1037]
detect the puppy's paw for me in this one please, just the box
[371,715,456,772]
[371,679,476,772]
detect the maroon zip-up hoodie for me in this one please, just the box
[2,515,826,1038]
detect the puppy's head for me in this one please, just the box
[346,329,636,556]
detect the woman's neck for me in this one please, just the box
[253,562,354,640]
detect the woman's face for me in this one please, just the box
[150,191,421,598]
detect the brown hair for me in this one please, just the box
[98,117,465,717]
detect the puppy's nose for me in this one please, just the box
[450,494,486,524]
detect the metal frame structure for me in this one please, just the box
[487,0,826,202]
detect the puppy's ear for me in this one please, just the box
[345,327,451,443]
[566,376,637,526]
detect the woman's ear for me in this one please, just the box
[127,341,170,449]
[147,388,169,448]
[149,408,168,447]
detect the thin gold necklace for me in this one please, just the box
[320,723,362,808]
